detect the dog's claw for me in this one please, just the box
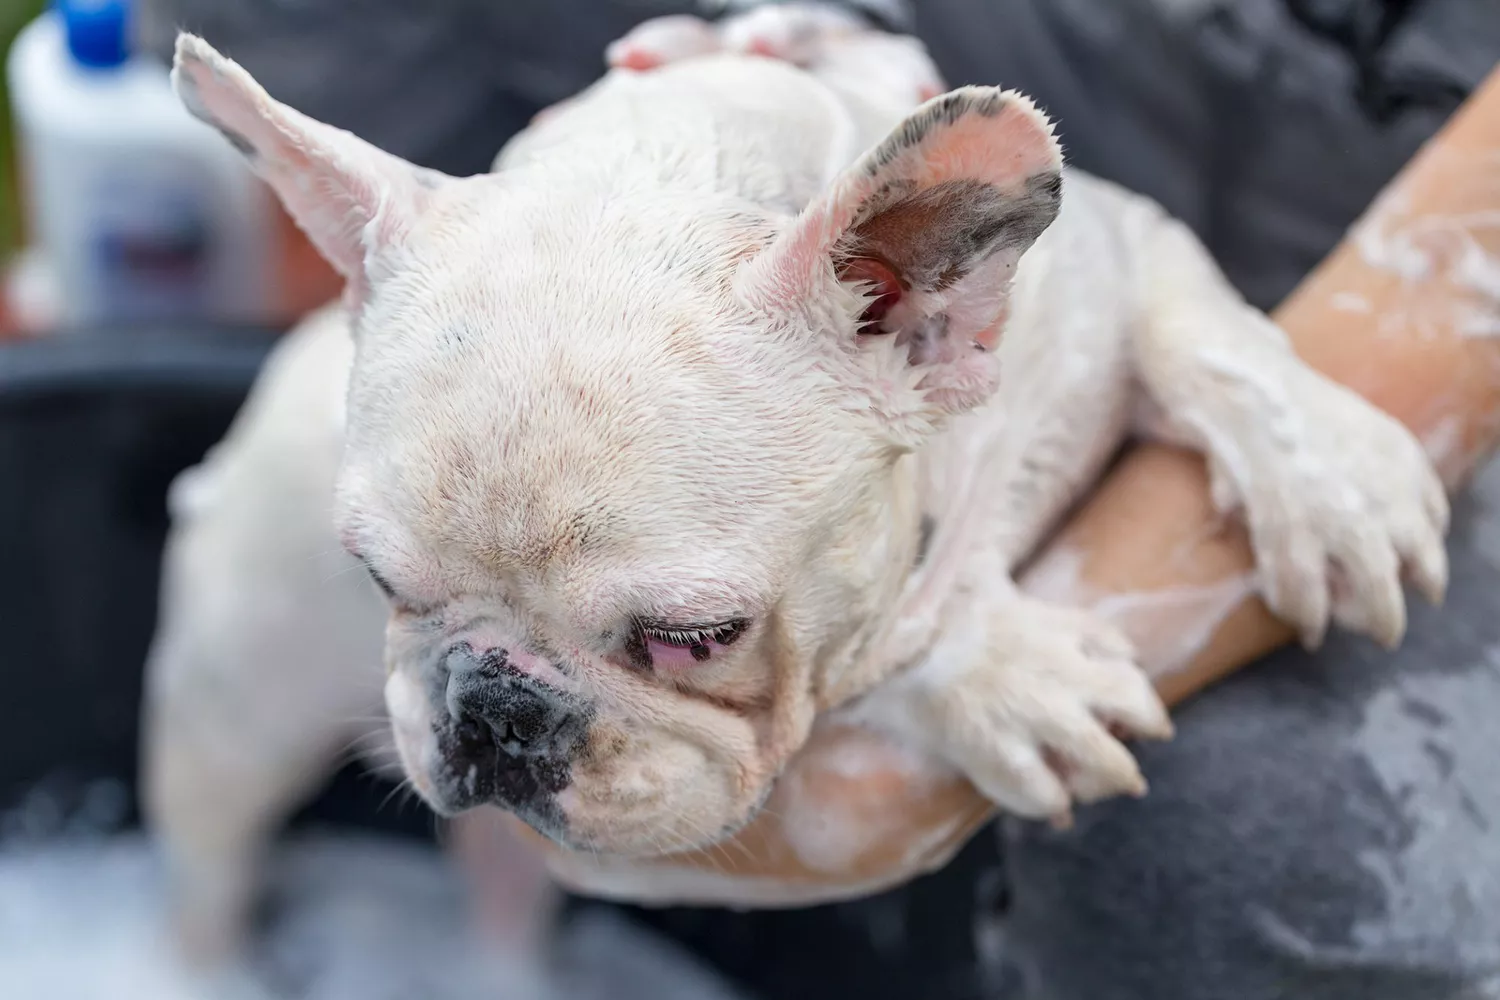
[1201,372,1450,652]
[919,600,1171,821]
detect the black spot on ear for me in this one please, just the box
[849,173,1062,294]
[215,125,256,158]
[864,90,1013,177]
[1033,170,1064,205]
[174,68,207,117]
[915,513,937,567]
[968,90,1008,118]
[942,170,1063,279]
[174,67,257,159]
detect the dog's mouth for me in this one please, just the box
[386,646,785,856]
[417,723,782,856]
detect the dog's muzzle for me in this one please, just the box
[430,642,585,822]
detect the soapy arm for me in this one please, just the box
[1118,185,1448,650]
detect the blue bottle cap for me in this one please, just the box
[58,0,131,70]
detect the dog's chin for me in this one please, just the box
[404,755,574,845]
[383,671,783,857]
[546,773,778,858]
[404,752,777,857]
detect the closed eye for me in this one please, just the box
[365,565,398,601]
[633,617,749,669]
[350,553,404,605]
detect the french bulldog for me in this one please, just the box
[143,1,1447,960]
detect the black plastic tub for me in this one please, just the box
[0,327,433,840]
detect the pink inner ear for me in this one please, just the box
[839,257,904,333]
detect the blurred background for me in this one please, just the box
[0,1,1495,999]
[0,0,43,261]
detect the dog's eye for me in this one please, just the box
[350,550,427,614]
[353,555,401,603]
[365,566,398,601]
[633,618,748,669]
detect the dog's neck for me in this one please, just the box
[804,449,935,711]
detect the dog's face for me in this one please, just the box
[173,36,1062,855]
[335,196,907,849]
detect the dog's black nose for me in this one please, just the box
[449,682,567,760]
[436,644,582,814]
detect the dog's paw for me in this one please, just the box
[605,15,723,71]
[920,600,1172,824]
[606,6,946,106]
[717,3,869,65]
[607,4,869,72]
[1203,368,1449,650]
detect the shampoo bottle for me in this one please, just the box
[7,0,274,328]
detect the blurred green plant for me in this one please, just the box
[0,0,46,257]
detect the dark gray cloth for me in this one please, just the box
[133,0,1500,997]
[134,0,695,177]
[915,0,1492,309]
[998,459,1500,999]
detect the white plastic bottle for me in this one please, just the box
[6,0,274,328]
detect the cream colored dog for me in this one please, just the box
[143,4,1447,960]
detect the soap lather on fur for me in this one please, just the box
[154,11,1446,888]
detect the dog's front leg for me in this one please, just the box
[606,3,945,108]
[140,311,390,965]
[1123,195,1450,649]
[864,582,1172,823]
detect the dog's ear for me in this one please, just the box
[741,87,1062,418]
[171,34,451,302]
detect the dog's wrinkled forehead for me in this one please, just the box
[335,181,872,579]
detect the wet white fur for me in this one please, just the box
[144,5,1448,949]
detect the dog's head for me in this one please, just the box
[173,36,1062,855]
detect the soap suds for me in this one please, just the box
[778,742,943,875]
[1351,154,1500,341]
[0,810,747,1000]
[1421,414,1466,472]
[1022,546,1255,679]
[1330,292,1373,314]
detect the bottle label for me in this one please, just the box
[88,154,218,322]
